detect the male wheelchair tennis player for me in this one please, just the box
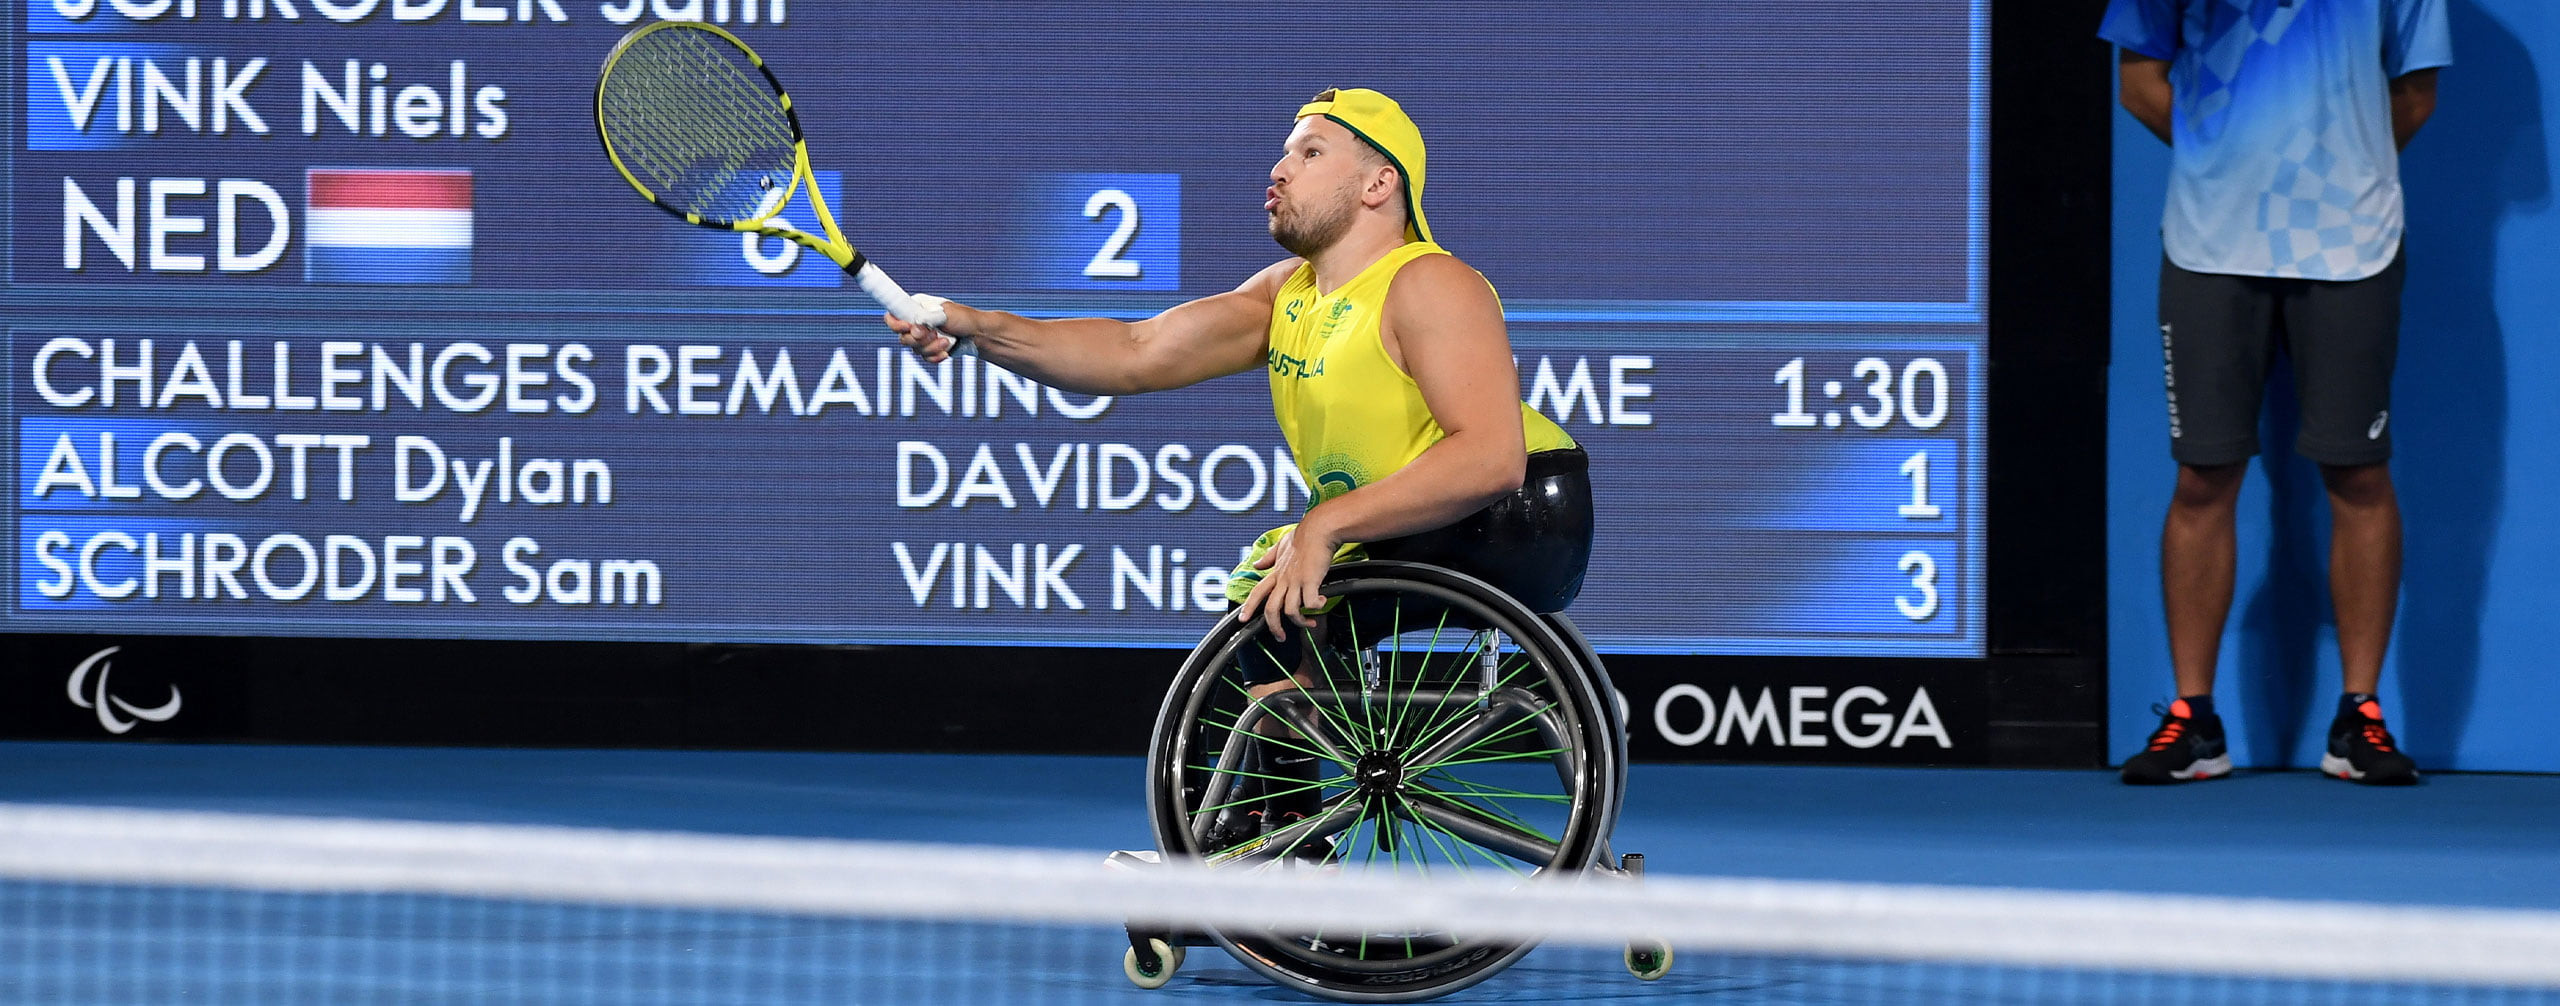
[1109,444,1670,1002]
[884,88,1667,1001]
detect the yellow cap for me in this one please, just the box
[1296,87,1430,245]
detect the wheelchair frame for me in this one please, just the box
[1117,559,1668,1002]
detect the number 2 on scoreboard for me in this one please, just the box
[1082,188,1143,278]
[1046,173,1179,291]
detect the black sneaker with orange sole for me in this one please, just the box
[2119,698,2232,784]
[2323,699,2420,785]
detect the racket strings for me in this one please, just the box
[600,27,799,223]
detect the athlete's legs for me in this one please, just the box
[2320,463,2400,695]
[2163,462,2247,697]
[2293,248,2406,691]
[1243,622,1326,706]
[2283,253,2404,697]
[2157,260,2280,699]
[1220,619,1331,843]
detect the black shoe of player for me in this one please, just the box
[2119,699,2232,784]
[2323,699,2420,785]
[1268,811,1337,865]
[1198,809,1267,857]
[1198,809,1334,864]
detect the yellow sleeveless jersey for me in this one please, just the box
[1266,241,1576,505]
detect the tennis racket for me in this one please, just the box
[594,20,964,351]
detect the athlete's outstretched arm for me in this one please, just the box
[883,259,1298,396]
[1235,253,1531,635]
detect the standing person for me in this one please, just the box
[2103,0,2450,785]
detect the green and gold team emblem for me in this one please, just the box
[1309,455,1368,504]
[1317,299,1358,338]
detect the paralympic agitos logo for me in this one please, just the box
[65,645,182,735]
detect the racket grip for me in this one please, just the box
[855,261,977,358]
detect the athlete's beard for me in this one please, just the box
[1269,181,1361,259]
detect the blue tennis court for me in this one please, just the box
[7,741,2557,1003]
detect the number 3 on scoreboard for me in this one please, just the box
[1896,551,1940,622]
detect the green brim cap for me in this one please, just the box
[1296,87,1430,245]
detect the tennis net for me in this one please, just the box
[3,802,2557,1004]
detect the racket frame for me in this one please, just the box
[595,20,953,338]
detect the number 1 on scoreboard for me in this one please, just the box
[1899,452,1943,519]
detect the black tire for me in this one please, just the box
[1144,560,1617,1002]
[1541,612,1628,840]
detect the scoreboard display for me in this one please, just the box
[5,0,1989,657]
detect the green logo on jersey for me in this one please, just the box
[1266,348,1325,379]
[1318,299,1358,338]
[1308,455,1368,505]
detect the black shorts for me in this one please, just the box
[1229,448,1594,684]
[1226,448,1595,617]
[2157,251,2402,467]
[1364,447,1593,614]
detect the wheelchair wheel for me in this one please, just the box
[1540,612,1628,840]
[1144,560,1619,1002]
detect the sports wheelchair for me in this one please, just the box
[1113,449,1669,1002]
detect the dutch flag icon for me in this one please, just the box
[303,168,473,284]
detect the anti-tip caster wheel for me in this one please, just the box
[1123,938,1184,989]
[1625,941,1673,981]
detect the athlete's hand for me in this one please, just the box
[885,297,969,363]
[1235,520,1343,640]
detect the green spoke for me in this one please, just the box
[1387,800,1415,878]
[1218,670,1363,762]
[1239,642,1361,742]
[1373,804,1412,884]
[1303,620,1369,746]
[1414,771,1554,837]
[1400,794,1531,878]
[1395,793,1473,877]
[1226,653,1367,753]
[1395,653,1542,762]
[1353,801,1382,961]
[1381,600,1405,753]
[1418,771,1571,803]
[1408,747,1572,774]
[1194,714,1354,768]
[1315,809,1361,870]
[1186,763,1353,789]
[1423,786,1539,835]
[1398,809,1419,958]
[1385,607,1457,754]
[1397,648,1536,752]
[1411,697,1562,768]
[1392,815,1424,920]
[1186,775,1353,818]
[1342,598,1380,742]
[1405,781,1560,845]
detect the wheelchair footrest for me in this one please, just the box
[1106,850,1214,947]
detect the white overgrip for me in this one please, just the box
[854,261,975,357]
